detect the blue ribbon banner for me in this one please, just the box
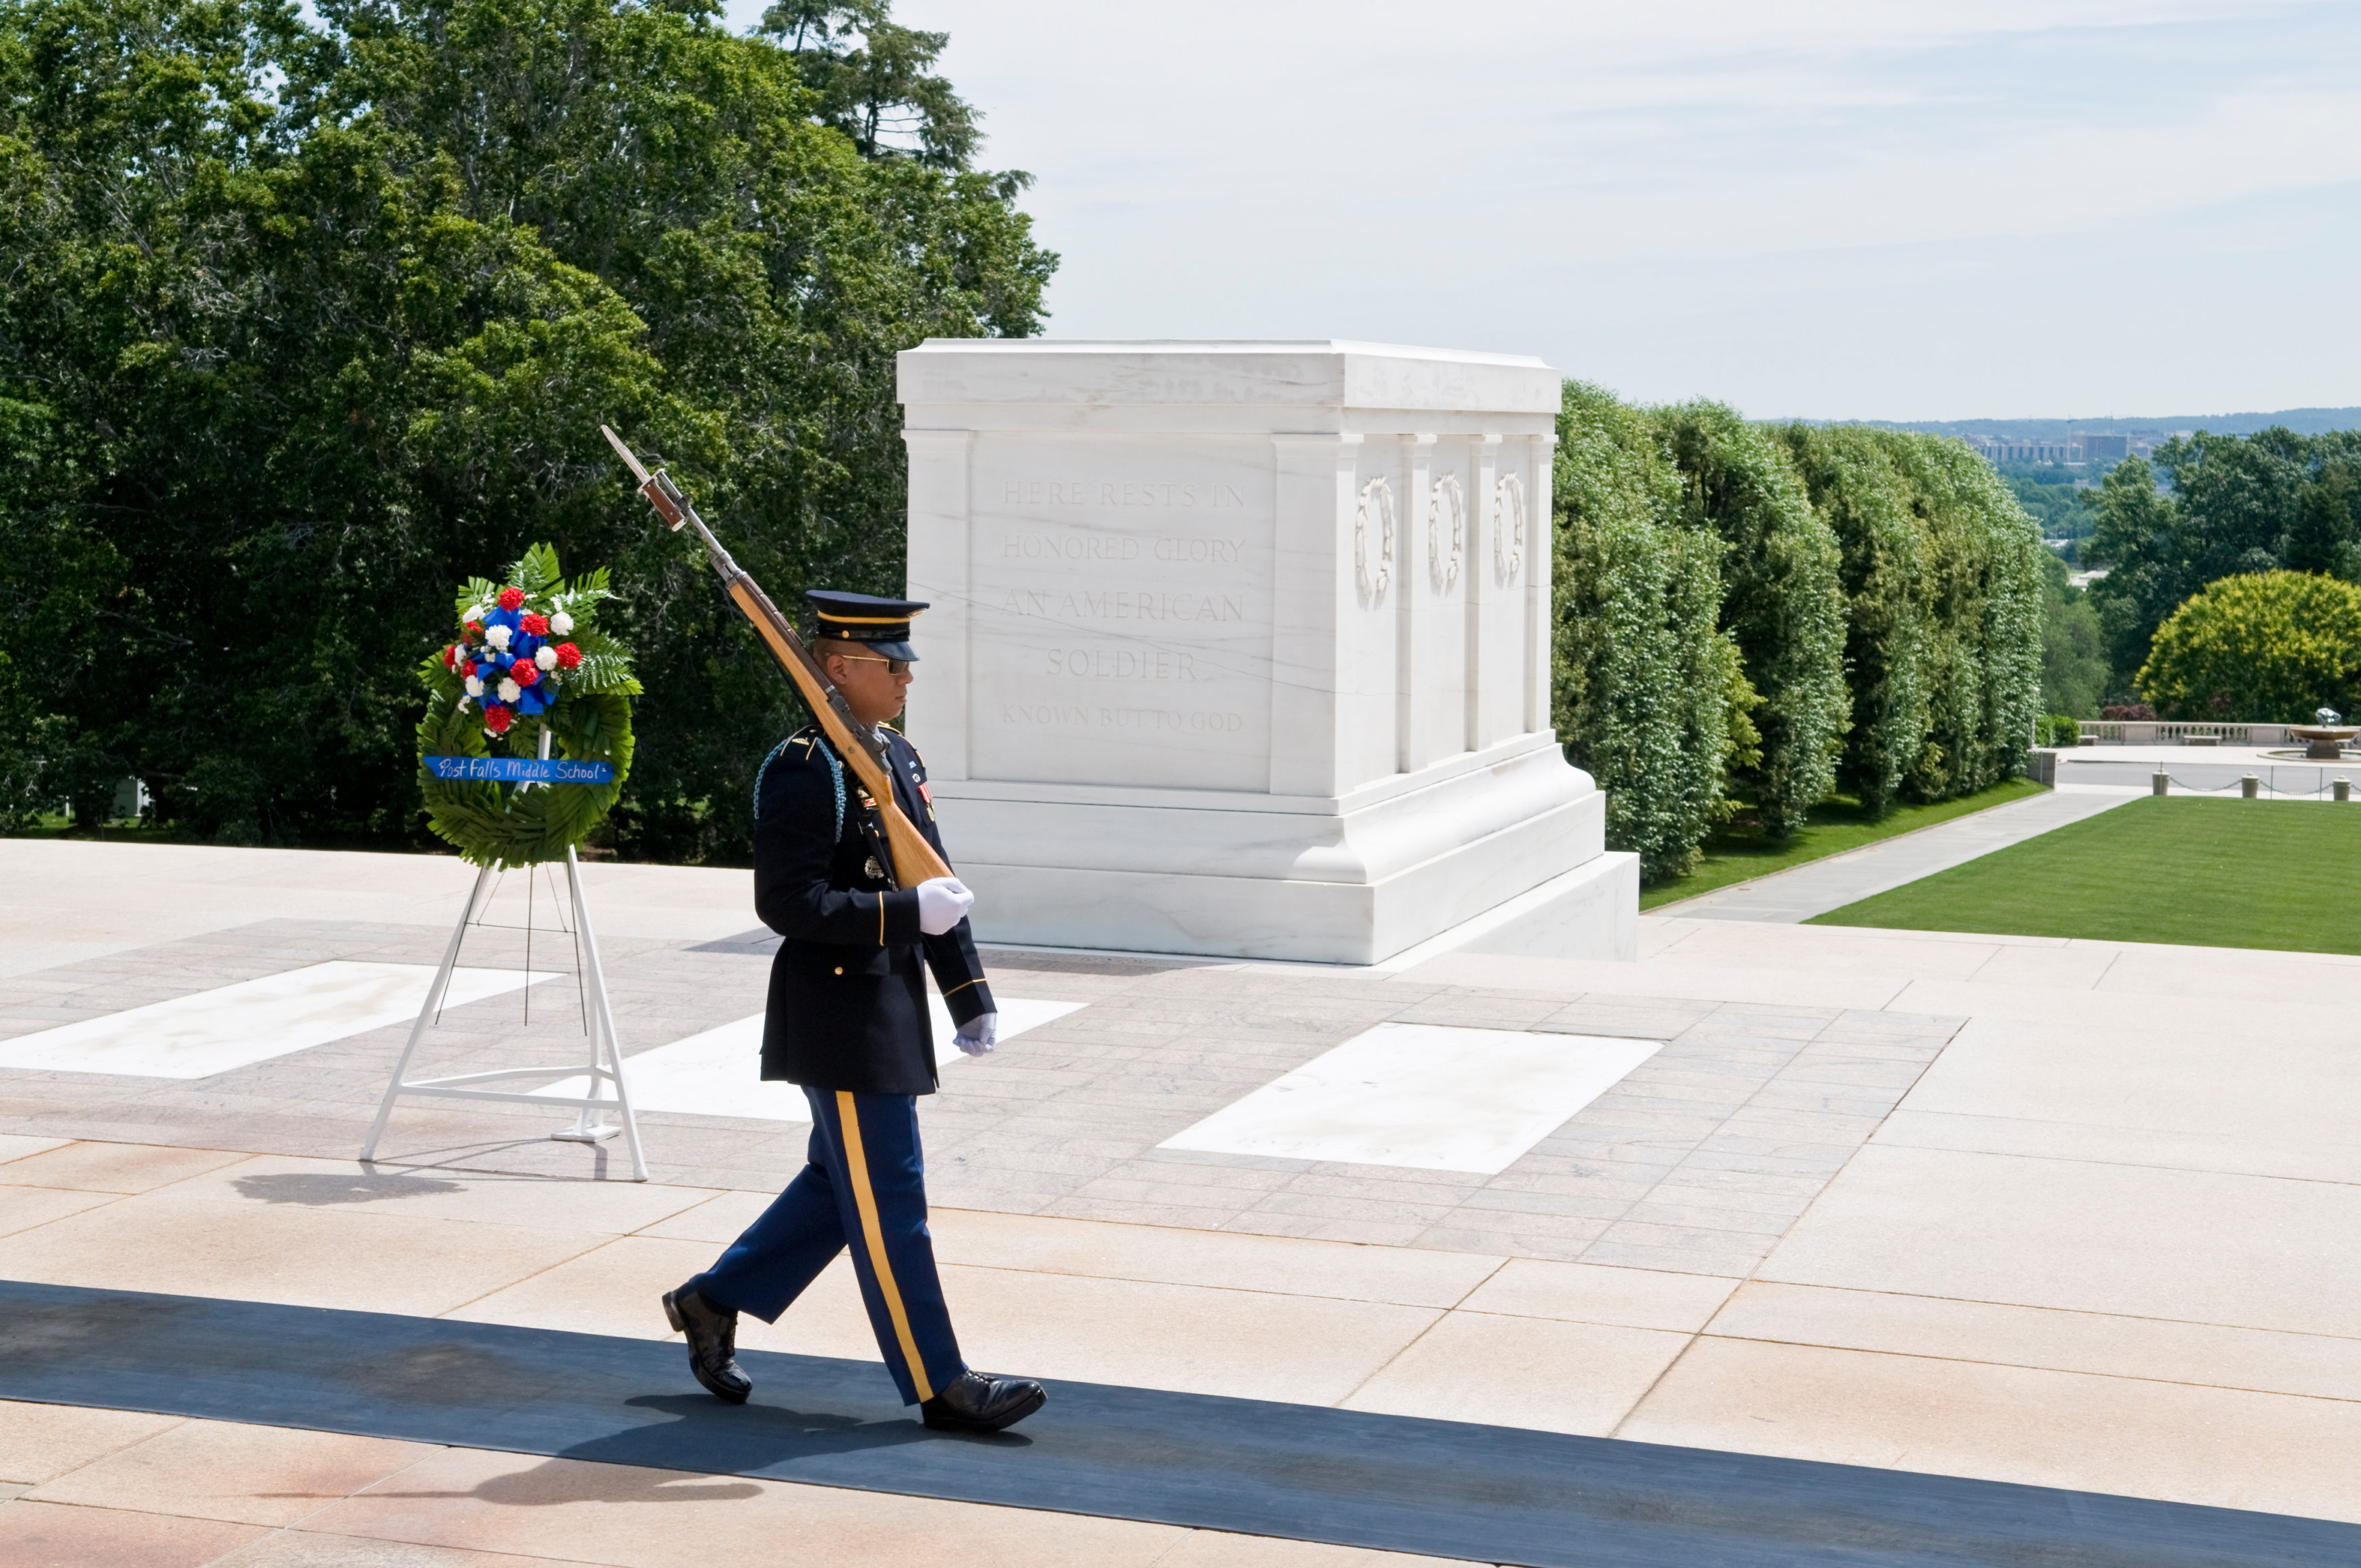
[424,755,615,785]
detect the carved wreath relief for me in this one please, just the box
[1356,475,1395,602]
[1493,472,1526,585]
[1429,473,1465,591]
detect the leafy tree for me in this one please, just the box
[1997,465,2098,541]
[1657,402,1847,837]
[2284,461,2360,580]
[0,384,126,827]
[2137,571,2361,722]
[2083,454,2181,680]
[2036,552,2107,719]
[0,0,1053,855]
[2084,428,2361,682]
[1554,382,1753,881]
[2167,428,2315,579]
[759,0,978,167]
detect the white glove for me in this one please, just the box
[915,876,975,936]
[953,1011,998,1056]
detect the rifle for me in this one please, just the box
[600,425,952,888]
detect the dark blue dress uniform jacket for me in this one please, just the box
[753,722,994,1095]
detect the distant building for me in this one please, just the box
[1970,437,2080,463]
[2076,432,2130,462]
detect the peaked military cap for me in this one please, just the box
[806,589,928,662]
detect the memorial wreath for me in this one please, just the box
[416,543,640,868]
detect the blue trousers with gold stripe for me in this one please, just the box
[689,1088,965,1406]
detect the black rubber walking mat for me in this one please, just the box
[0,1278,2350,1567]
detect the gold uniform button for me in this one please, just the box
[833,966,845,976]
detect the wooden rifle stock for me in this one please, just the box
[600,426,951,889]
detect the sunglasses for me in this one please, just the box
[831,652,911,676]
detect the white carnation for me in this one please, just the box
[498,678,521,703]
[486,625,513,650]
[534,646,557,670]
[463,604,484,622]
[463,676,484,697]
[550,612,574,635]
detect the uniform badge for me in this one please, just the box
[864,855,884,880]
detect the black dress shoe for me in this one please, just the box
[921,1369,1046,1432]
[662,1283,751,1404]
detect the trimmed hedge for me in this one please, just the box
[1658,403,1850,837]
[1885,436,2046,799]
[1773,424,1932,817]
[1554,384,1755,882]
[1553,386,2046,883]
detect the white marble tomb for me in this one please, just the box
[899,339,1638,965]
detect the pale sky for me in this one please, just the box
[723,0,2361,421]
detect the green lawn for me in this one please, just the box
[1808,795,2361,954]
[1641,777,2049,912]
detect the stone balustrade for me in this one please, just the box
[2075,721,2306,745]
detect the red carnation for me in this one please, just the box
[513,662,539,687]
[484,705,513,733]
[441,644,457,668]
[520,612,549,636]
[554,642,583,670]
[497,587,525,610]
[463,620,483,642]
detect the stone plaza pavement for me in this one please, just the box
[2,837,2360,1564]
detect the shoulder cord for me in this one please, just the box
[820,742,846,838]
[751,735,846,839]
[752,740,790,824]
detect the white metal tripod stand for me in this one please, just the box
[360,734,647,1180]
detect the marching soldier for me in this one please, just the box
[662,590,1046,1433]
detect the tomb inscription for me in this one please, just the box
[970,439,1272,790]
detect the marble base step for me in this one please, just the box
[967,849,1640,970]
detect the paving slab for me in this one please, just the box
[1618,1337,2361,1526]
[1757,1143,2361,1338]
[1709,1281,2361,1404]
[0,1498,269,1568]
[26,1418,439,1526]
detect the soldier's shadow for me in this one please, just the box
[372,1393,1032,1509]
[552,1393,1032,1479]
